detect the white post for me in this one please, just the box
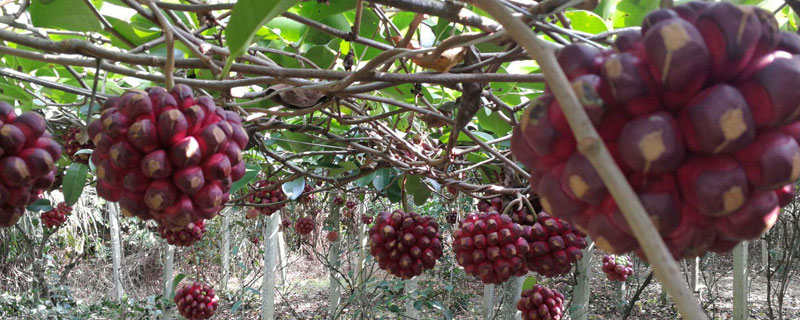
[163,241,175,320]
[691,257,700,293]
[221,212,231,291]
[761,238,768,267]
[571,238,592,320]
[499,277,523,320]
[261,212,280,320]
[614,280,627,311]
[277,226,287,284]
[405,278,420,319]
[483,284,495,320]
[354,203,368,286]
[733,241,749,320]
[328,197,342,318]
[108,202,124,301]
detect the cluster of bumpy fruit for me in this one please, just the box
[516,284,566,320]
[525,212,588,277]
[89,85,248,231]
[326,230,338,242]
[333,196,344,206]
[602,255,634,282]
[0,105,62,228]
[41,202,72,229]
[368,210,444,279]
[60,127,93,164]
[511,1,800,259]
[361,214,373,225]
[174,281,218,320]
[247,180,287,217]
[158,220,206,247]
[453,210,530,284]
[295,217,314,235]
[298,184,315,204]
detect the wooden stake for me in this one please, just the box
[733,241,749,320]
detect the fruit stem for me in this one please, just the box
[471,1,708,319]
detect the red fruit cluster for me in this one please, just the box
[250,234,260,245]
[525,212,588,277]
[60,127,93,164]
[89,85,248,230]
[295,217,314,235]
[453,210,529,284]
[333,196,344,207]
[280,218,292,231]
[0,106,62,228]
[298,184,314,203]
[368,210,444,279]
[346,200,357,209]
[517,284,566,320]
[510,205,537,226]
[174,281,218,320]
[41,202,72,229]
[157,220,205,247]
[326,230,338,242]
[247,180,287,217]
[511,1,799,259]
[602,255,634,282]
[361,214,373,225]
[477,198,503,213]
[446,211,457,224]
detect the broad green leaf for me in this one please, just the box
[387,179,403,203]
[564,10,608,34]
[265,18,307,43]
[297,0,357,20]
[355,170,377,187]
[64,163,89,206]
[282,177,306,200]
[612,0,659,28]
[230,163,260,195]
[27,198,53,213]
[170,274,187,299]
[521,276,538,291]
[30,0,103,32]
[476,108,512,136]
[224,0,301,75]
[373,168,392,191]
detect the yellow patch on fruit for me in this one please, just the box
[121,207,134,217]
[96,165,105,179]
[103,116,113,129]
[488,249,500,260]
[0,125,11,137]
[604,57,623,79]
[722,186,745,214]
[147,159,162,176]
[14,159,28,179]
[212,126,225,144]
[792,152,800,181]
[716,109,747,153]
[639,130,666,172]
[661,22,690,52]
[129,122,144,139]
[213,197,222,208]
[541,197,553,214]
[190,177,202,189]
[146,194,164,209]
[736,7,753,45]
[569,175,589,199]
[110,148,121,163]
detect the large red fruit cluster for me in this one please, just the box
[89,85,248,230]
[516,284,566,320]
[368,210,444,279]
[0,105,61,228]
[525,212,587,277]
[174,281,218,320]
[602,255,634,282]
[453,210,529,284]
[158,220,205,247]
[41,202,72,229]
[511,1,800,259]
[295,217,314,235]
[60,127,93,164]
[247,180,287,217]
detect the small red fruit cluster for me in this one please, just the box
[298,184,314,204]
[602,255,634,282]
[89,85,248,231]
[326,230,338,242]
[295,217,314,235]
[60,127,93,164]
[280,218,292,231]
[174,281,218,320]
[158,220,205,247]
[525,212,588,277]
[361,214,373,225]
[477,198,503,213]
[333,196,344,207]
[453,210,529,284]
[346,200,357,209]
[511,1,800,259]
[0,105,62,228]
[247,180,287,217]
[516,284,566,320]
[368,210,444,279]
[446,211,457,224]
[41,202,72,229]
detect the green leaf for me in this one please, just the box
[282,177,306,200]
[612,0,659,28]
[297,0,357,20]
[170,274,187,299]
[429,301,453,320]
[224,0,301,75]
[27,198,53,213]
[355,171,377,187]
[521,276,538,291]
[30,0,103,32]
[476,108,512,136]
[564,10,609,34]
[387,178,403,203]
[230,163,260,194]
[63,163,89,206]
[373,168,392,191]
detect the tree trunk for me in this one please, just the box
[221,211,230,291]
[261,212,280,320]
[328,196,342,318]
[571,238,593,320]
[483,284,495,320]
[499,277,523,320]
[163,241,175,320]
[109,202,124,301]
[733,241,749,320]
[405,278,420,319]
